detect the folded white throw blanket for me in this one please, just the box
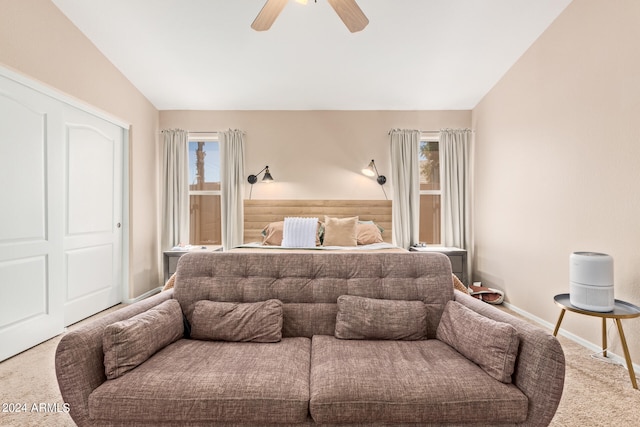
[281,217,318,248]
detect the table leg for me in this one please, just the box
[614,318,638,390]
[553,309,565,337]
[602,317,607,358]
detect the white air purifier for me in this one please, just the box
[569,252,614,312]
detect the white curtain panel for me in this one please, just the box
[440,129,473,281]
[160,129,190,251]
[390,129,421,249]
[219,129,246,250]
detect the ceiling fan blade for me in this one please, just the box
[327,0,369,33]
[251,0,289,31]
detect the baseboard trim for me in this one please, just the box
[123,287,162,304]
[503,301,640,375]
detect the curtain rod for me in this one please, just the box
[388,129,440,135]
[158,130,219,134]
[421,129,474,133]
[190,130,246,135]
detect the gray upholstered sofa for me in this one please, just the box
[56,252,565,426]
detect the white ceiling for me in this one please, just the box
[51,0,572,111]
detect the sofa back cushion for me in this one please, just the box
[174,252,453,338]
[190,299,283,342]
[103,299,183,379]
[335,295,427,340]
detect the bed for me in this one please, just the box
[163,200,403,291]
[234,199,406,253]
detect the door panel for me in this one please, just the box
[0,91,47,241]
[0,76,64,362]
[66,126,114,235]
[0,257,48,328]
[63,107,123,326]
[66,244,114,301]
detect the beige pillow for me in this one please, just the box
[323,216,358,246]
[335,295,427,340]
[190,299,283,343]
[436,300,519,383]
[452,274,469,294]
[356,222,384,245]
[103,299,184,380]
[261,221,284,245]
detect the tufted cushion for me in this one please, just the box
[174,252,454,338]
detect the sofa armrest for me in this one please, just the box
[55,290,175,427]
[454,292,565,427]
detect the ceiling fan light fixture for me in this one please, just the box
[252,0,368,33]
[327,0,369,33]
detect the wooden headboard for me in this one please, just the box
[244,200,392,243]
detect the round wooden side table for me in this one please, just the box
[553,293,640,389]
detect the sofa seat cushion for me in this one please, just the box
[309,335,528,425]
[89,337,311,424]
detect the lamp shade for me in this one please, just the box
[362,160,376,177]
[262,167,274,182]
[361,159,387,199]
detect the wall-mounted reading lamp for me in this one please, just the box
[247,165,274,199]
[362,159,386,184]
[362,159,387,199]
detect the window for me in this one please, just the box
[188,136,221,245]
[419,137,441,244]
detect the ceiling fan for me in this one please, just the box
[251,0,369,33]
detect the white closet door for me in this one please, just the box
[62,106,123,326]
[0,76,65,362]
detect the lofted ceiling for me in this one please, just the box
[51,0,572,110]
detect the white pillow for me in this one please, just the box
[281,217,318,248]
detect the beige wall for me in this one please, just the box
[473,0,640,363]
[160,110,471,200]
[0,0,160,298]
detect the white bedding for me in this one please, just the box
[231,242,405,251]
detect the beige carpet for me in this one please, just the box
[0,305,639,426]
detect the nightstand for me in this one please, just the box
[409,246,468,286]
[163,245,223,282]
